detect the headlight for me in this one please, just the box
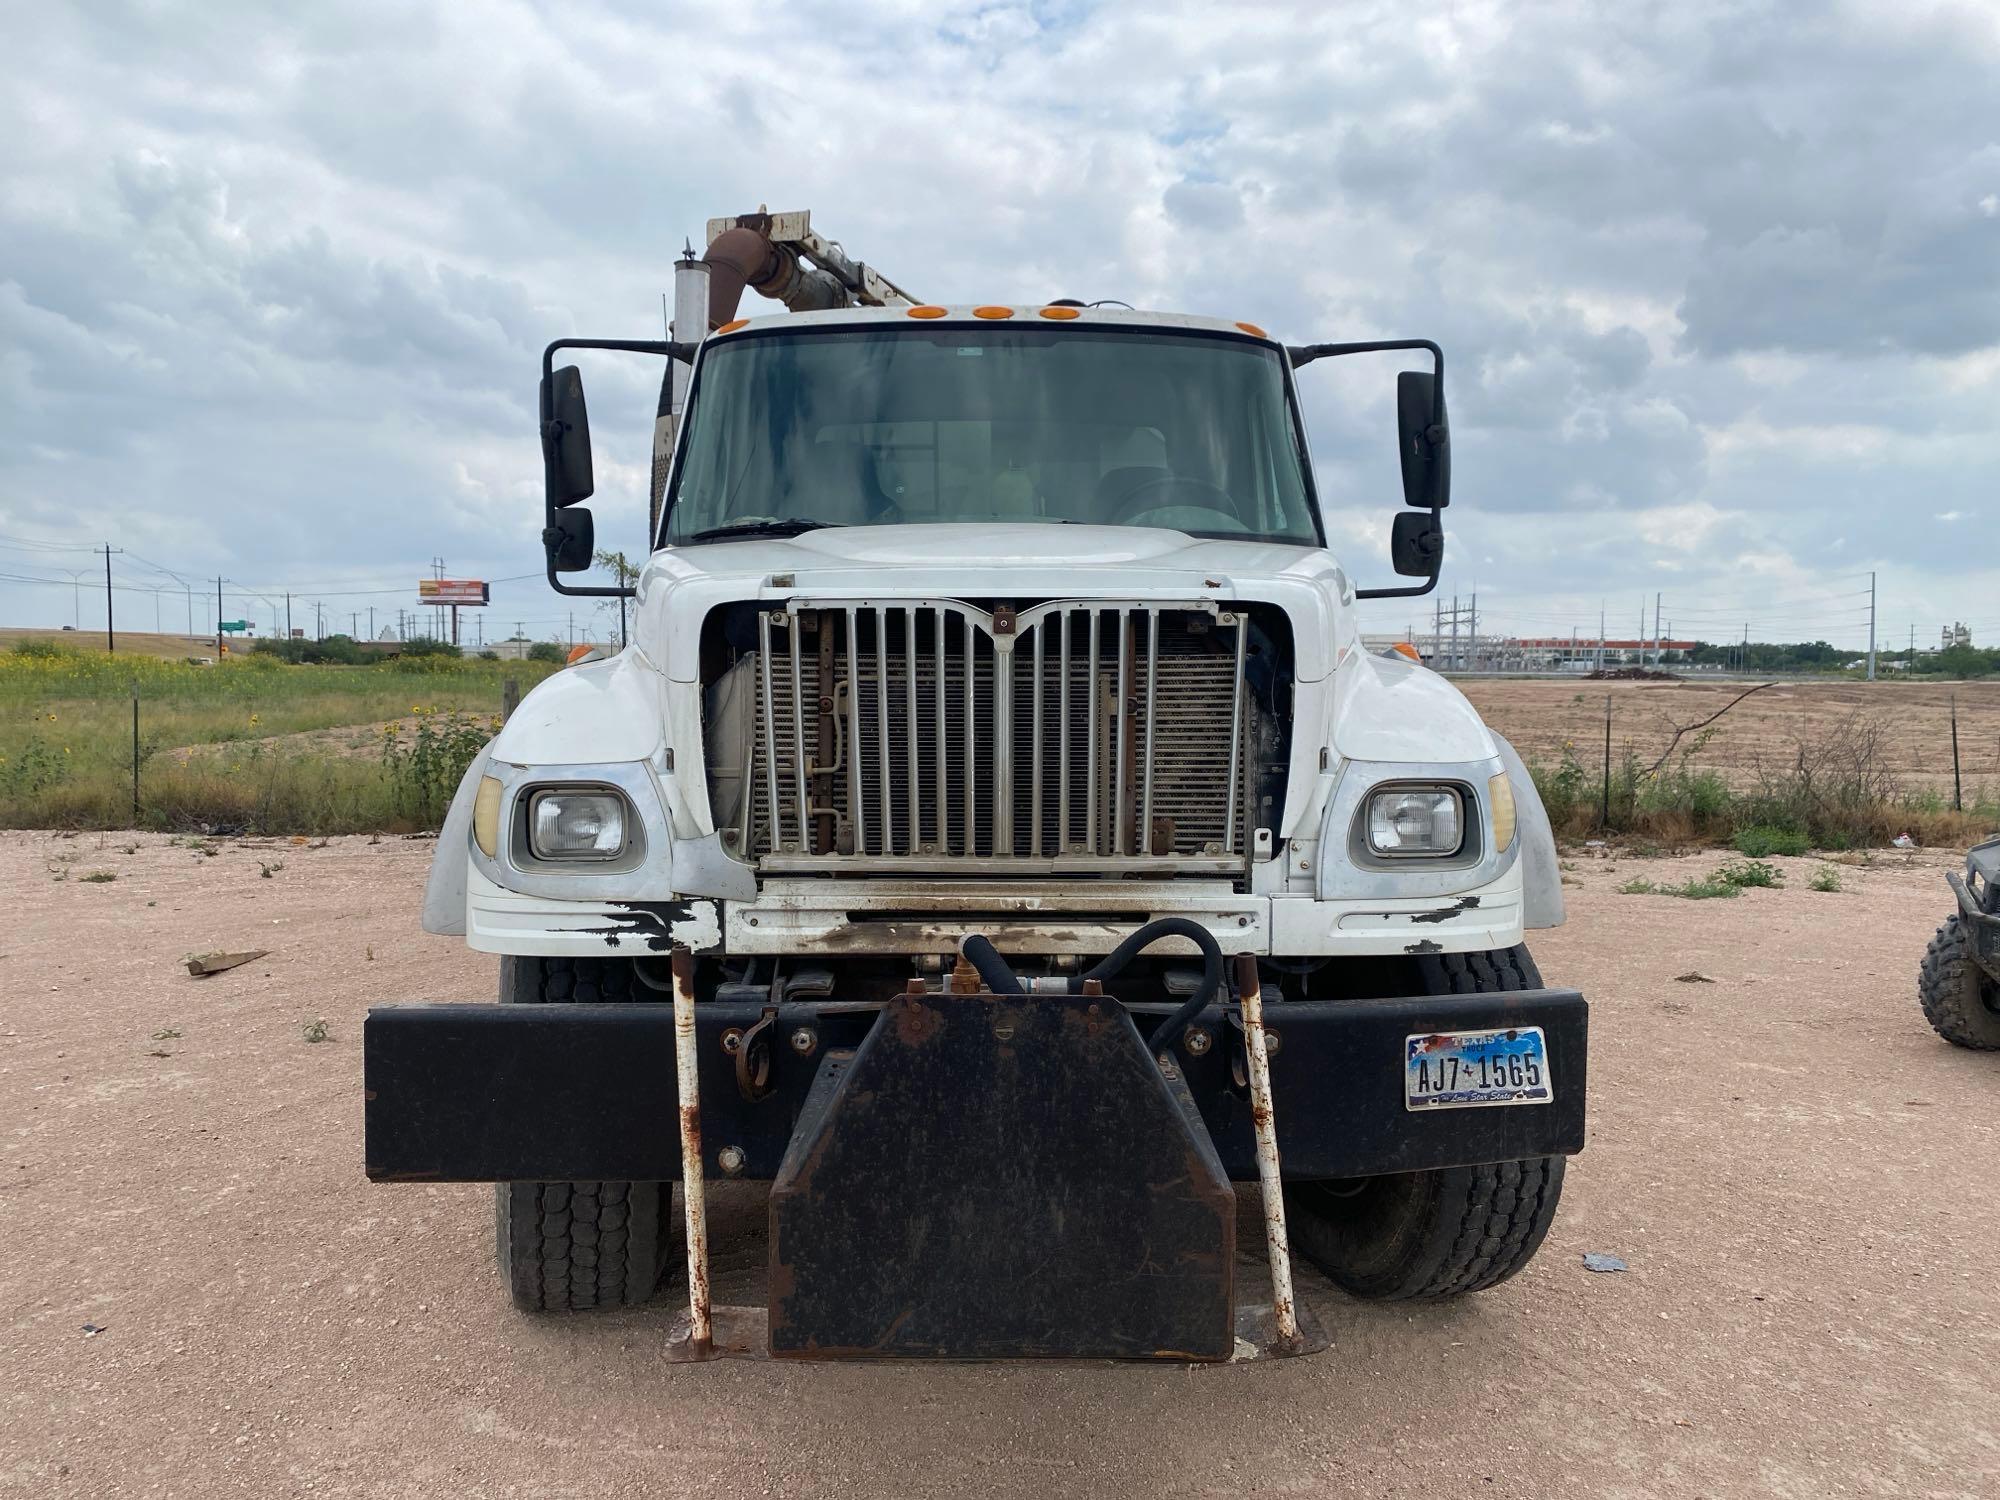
[1365,785,1464,857]
[527,789,629,860]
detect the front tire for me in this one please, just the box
[1285,946,1569,1300]
[1917,915,2000,1050]
[493,956,674,1312]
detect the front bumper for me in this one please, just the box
[463,862,1527,959]
[364,984,1587,1185]
[1948,856,2000,983]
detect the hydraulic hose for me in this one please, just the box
[957,933,1025,994]
[957,917,1227,1055]
[1071,917,1225,1057]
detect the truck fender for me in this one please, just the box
[1492,733,1564,930]
[421,743,494,937]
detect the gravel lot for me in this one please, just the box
[3,830,1996,1498]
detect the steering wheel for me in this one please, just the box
[1109,474,1245,527]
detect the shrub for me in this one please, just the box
[379,707,496,822]
[11,638,75,660]
[402,636,462,659]
[1809,865,1843,893]
[1714,857,1782,889]
[1733,825,1809,858]
[1617,875,1740,900]
[526,641,566,665]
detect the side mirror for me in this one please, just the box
[540,365,595,507]
[1396,371,1449,509]
[544,507,595,573]
[1389,510,1444,578]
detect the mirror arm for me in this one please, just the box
[539,338,688,599]
[1354,570,1441,602]
[1288,339,1445,432]
[542,541,635,599]
[541,337,696,380]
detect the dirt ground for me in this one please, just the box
[1461,677,2000,796]
[3,831,1997,1499]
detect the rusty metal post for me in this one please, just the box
[670,947,711,1354]
[1235,953,1299,1347]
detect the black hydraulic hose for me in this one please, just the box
[957,933,1025,994]
[1069,917,1224,1057]
[958,918,1226,1055]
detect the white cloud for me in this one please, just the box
[1,0,1997,645]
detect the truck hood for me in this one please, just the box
[636,523,1356,683]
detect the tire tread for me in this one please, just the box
[1917,915,2000,1050]
[494,955,670,1313]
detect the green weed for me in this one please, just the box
[1714,858,1782,889]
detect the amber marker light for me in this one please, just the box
[972,305,1014,319]
[716,318,749,334]
[907,305,949,318]
[1235,321,1269,338]
[1038,306,1081,320]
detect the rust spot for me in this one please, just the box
[1405,938,1444,954]
[892,999,939,1045]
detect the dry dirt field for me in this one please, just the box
[1462,677,2000,796]
[3,831,1997,1498]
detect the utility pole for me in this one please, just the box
[286,593,292,642]
[351,612,359,638]
[102,545,122,652]
[315,601,324,640]
[1652,592,1662,668]
[368,606,375,640]
[1597,606,1606,672]
[215,577,224,660]
[1866,571,1877,681]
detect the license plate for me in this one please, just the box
[1405,1026,1552,1110]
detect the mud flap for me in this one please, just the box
[769,988,1237,1361]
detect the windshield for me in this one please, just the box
[663,326,1321,546]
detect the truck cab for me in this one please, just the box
[370,214,1586,1359]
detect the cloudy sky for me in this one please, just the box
[2,0,1996,649]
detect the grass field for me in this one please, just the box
[0,641,553,832]
[1460,676,2000,847]
[6,638,1998,846]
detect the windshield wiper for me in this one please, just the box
[682,518,842,544]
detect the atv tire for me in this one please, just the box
[1917,914,2000,1050]
[1285,945,1568,1301]
[493,956,674,1312]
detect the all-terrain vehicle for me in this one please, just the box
[364,210,1588,1360]
[1917,837,2000,1049]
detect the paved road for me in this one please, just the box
[2,833,1994,1498]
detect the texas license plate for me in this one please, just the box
[1405,1026,1553,1110]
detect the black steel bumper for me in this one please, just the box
[1949,839,2000,982]
[364,988,1588,1185]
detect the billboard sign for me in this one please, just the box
[419,579,489,606]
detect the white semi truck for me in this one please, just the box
[365,211,1587,1361]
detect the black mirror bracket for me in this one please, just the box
[539,337,689,599]
[1291,337,1450,602]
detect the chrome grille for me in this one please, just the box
[732,600,1250,876]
